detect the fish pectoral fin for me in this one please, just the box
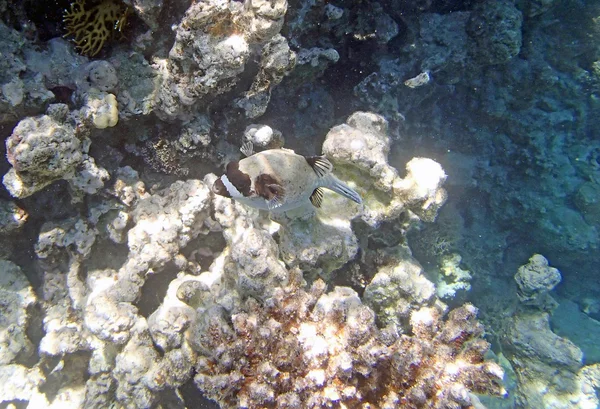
[266,183,285,210]
[305,156,333,178]
[268,197,283,210]
[240,141,254,157]
[310,187,324,208]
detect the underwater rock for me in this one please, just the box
[503,257,600,409]
[35,217,98,260]
[0,200,28,234]
[503,311,589,408]
[363,245,436,330]
[154,0,248,120]
[0,260,37,365]
[284,47,339,90]
[128,0,163,30]
[17,178,216,407]
[553,300,600,364]
[108,178,213,302]
[229,226,289,299]
[175,114,214,155]
[68,156,111,202]
[418,11,471,82]
[244,123,284,150]
[276,211,360,281]
[75,60,118,93]
[155,0,289,120]
[0,364,45,404]
[112,320,161,408]
[0,21,55,124]
[575,181,600,228]
[148,275,198,352]
[24,38,88,90]
[110,166,149,207]
[285,0,397,49]
[396,157,448,222]
[235,34,296,119]
[3,107,84,198]
[3,104,110,200]
[323,111,447,226]
[104,51,158,118]
[516,0,559,17]
[467,0,523,66]
[514,254,561,311]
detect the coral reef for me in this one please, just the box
[0,108,507,408]
[63,0,130,56]
[189,270,505,409]
[3,178,216,408]
[1,0,600,407]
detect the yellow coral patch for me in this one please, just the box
[63,0,129,57]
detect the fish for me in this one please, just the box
[212,142,362,213]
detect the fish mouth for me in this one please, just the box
[212,178,231,198]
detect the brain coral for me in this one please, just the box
[188,270,505,408]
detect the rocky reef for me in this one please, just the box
[0,106,506,407]
[501,255,600,409]
[1,0,599,408]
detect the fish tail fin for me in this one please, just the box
[322,175,363,205]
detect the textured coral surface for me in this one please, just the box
[191,271,504,409]
[1,0,599,407]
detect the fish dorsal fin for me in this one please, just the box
[305,156,333,178]
[310,187,324,208]
[240,141,254,157]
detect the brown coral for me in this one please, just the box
[188,270,505,408]
[63,0,129,56]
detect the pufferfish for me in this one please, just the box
[212,142,362,213]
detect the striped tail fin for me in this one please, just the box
[322,174,363,205]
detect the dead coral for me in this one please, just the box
[140,139,190,177]
[63,0,130,56]
[189,270,505,408]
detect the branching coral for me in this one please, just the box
[189,270,505,408]
[63,0,130,56]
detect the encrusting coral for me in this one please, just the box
[189,269,506,409]
[63,0,130,56]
